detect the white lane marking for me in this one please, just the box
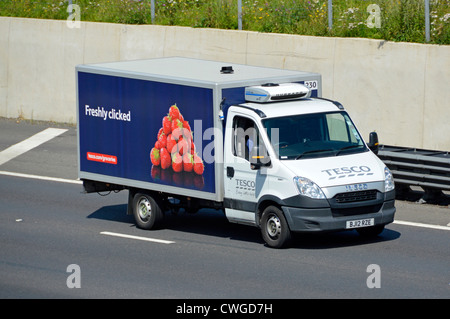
[100,231,175,244]
[0,128,68,166]
[0,170,82,184]
[394,220,450,231]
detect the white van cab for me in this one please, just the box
[223,83,396,247]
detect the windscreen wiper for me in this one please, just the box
[335,144,365,156]
[296,149,334,159]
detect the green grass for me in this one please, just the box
[1,0,448,44]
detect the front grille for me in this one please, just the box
[334,190,378,203]
[331,204,383,217]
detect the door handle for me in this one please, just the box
[226,166,234,178]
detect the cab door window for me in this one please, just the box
[232,116,259,162]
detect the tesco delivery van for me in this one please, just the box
[77,57,396,248]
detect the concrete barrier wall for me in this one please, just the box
[1,17,449,150]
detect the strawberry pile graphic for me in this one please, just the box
[150,104,205,188]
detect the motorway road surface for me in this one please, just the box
[0,118,449,299]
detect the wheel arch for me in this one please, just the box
[256,195,285,228]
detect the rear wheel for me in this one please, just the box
[260,205,291,248]
[132,193,163,230]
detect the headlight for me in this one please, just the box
[384,167,395,192]
[294,176,326,199]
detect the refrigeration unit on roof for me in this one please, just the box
[245,83,311,103]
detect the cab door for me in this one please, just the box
[223,110,268,225]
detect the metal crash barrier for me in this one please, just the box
[378,145,450,204]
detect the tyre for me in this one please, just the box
[132,193,163,230]
[260,205,291,248]
[356,224,385,237]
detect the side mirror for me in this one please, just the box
[368,132,379,155]
[250,145,271,170]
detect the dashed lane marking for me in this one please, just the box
[100,231,175,245]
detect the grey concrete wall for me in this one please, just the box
[1,17,449,150]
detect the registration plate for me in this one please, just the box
[345,183,368,192]
[346,218,374,229]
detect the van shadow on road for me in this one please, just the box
[87,204,401,249]
[290,228,400,250]
[87,204,133,224]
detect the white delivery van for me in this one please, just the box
[77,57,395,248]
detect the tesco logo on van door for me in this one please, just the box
[321,166,373,180]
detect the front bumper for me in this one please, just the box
[281,192,396,233]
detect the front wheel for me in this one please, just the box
[132,193,163,230]
[260,206,291,248]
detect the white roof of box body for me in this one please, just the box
[78,57,320,87]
